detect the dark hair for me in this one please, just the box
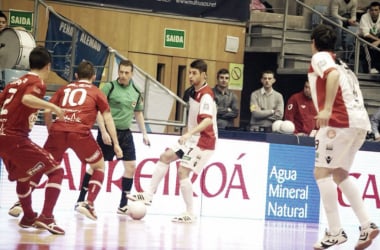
[190,59,207,73]
[0,11,7,21]
[311,24,336,52]
[369,1,380,8]
[119,59,134,72]
[261,70,275,77]
[77,60,95,79]
[29,46,51,70]
[217,68,229,77]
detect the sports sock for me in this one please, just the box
[339,177,371,228]
[86,169,104,204]
[317,177,341,235]
[16,181,34,218]
[41,168,63,218]
[180,178,193,215]
[119,177,133,207]
[147,161,169,196]
[77,172,92,202]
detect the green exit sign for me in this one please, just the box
[9,9,33,32]
[164,28,185,49]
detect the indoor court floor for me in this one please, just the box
[0,208,379,250]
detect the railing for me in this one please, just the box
[284,0,380,75]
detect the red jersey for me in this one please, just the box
[0,73,46,137]
[49,80,110,134]
[284,91,317,134]
[188,83,218,150]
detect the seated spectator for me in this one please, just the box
[212,68,239,129]
[284,80,317,136]
[370,107,380,141]
[327,0,358,50]
[249,70,283,132]
[0,11,7,32]
[359,1,380,74]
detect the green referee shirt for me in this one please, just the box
[101,79,144,130]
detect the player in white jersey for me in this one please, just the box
[127,59,217,222]
[309,24,378,250]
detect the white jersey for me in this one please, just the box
[308,51,370,130]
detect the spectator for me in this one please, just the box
[328,0,358,50]
[359,1,380,74]
[0,11,7,32]
[284,80,317,136]
[249,70,284,132]
[250,0,274,13]
[370,108,380,141]
[212,68,239,129]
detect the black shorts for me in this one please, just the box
[97,129,136,161]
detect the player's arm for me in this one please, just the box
[22,94,64,120]
[102,110,123,158]
[316,69,340,128]
[96,111,112,145]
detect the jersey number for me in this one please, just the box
[62,88,87,107]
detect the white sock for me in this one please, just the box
[180,178,193,215]
[339,177,370,228]
[147,161,169,197]
[317,177,341,235]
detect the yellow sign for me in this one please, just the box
[228,63,243,90]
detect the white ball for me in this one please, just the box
[128,201,147,220]
[272,120,283,132]
[279,120,295,134]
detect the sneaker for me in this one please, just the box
[9,201,23,217]
[127,192,152,206]
[172,213,195,223]
[313,228,348,249]
[74,201,84,211]
[34,214,65,235]
[76,201,97,221]
[117,205,129,215]
[355,222,379,250]
[19,212,37,228]
[370,68,379,74]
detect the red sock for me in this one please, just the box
[86,170,104,204]
[41,168,63,218]
[16,181,34,218]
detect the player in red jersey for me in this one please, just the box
[0,46,66,235]
[42,61,122,221]
[127,59,217,223]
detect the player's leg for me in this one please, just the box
[127,147,179,205]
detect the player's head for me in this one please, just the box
[311,24,336,53]
[260,70,276,90]
[0,11,7,32]
[29,46,51,70]
[303,80,312,99]
[189,59,207,86]
[76,60,95,80]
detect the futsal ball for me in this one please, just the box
[279,120,295,134]
[272,120,283,132]
[128,201,147,220]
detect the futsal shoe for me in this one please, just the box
[76,201,97,221]
[355,222,379,250]
[9,201,23,217]
[313,228,348,249]
[34,214,65,235]
[127,192,152,206]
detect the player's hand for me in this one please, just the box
[102,132,112,145]
[53,106,65,120]
[178,132,191,145]
[315,109,331,128]
[114,144,123,158]
[143,134,150,147]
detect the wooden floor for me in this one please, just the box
[0,208,379,250]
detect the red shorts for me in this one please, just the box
[0,135,59,181]
[44,131,103,164]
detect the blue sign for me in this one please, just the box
[45,11,109,86]
[265,143,320,223]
